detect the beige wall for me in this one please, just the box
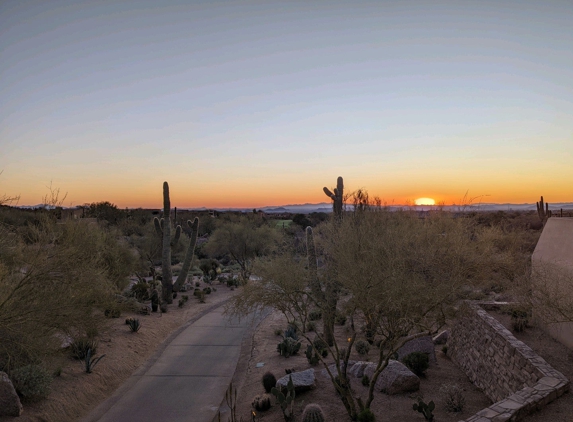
[531,217,573,349]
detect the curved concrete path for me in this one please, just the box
[83,303,254,422]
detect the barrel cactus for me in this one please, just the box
[302,403,326,422]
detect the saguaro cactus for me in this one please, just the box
[153,182,200,304]
[323,176,344,218]
[536,195,552,223]
[306,226,336,347]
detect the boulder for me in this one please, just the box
[364,360,420,395]
[320,360,356,378]
[433,330,449,345]
[276,368,315,393]
[397,336,436,363]
[348,361,370,378]
[0,371,23,417]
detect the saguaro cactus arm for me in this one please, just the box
[323,176,344,218]
[174,217,199,292]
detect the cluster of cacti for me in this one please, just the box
[305,344,320,365]
[323,176,344,218]
[154,182,199,303]
[251,393,272,411]
[413,399,435,421]
[301,403,326,422]
[536,195,552,223]
[271,375,295,421]
[277,337,301,357]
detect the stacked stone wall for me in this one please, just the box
[448,302,569,422]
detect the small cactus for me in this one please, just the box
[252,393,272,411]
[262,371,277,393]
[413,399,435,421]
[302,403,326,422]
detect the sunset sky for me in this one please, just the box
[1,0,572,208]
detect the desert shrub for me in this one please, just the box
[70,337,98,360]
[402,352,429,376]
[277,337,301,358]
[308,309,322,321]
[440,383,465,412]
[0,217,134,370]
[262,371,277,393]
[442,345,448,355]
[252,393,272,411]
[510,307,530,332]
[355,340,370,356]
[305,344,320,365]
[203,287,212,294]
[130,280,150,301]
[357,408,376,422]
[334,313,347,326]
[361,375,370,386]
[302,403,326,422]
[274,328,283,336]
[10,364,52,402]
[306,321,316,331]
[104,307,121,318]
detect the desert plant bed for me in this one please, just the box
[232,311,492,421]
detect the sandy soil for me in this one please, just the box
[1,284,236,422]
[488,311,573,422]
[233,311,492,422]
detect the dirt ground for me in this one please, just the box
[1,284,236,422]
[488,311,573,422]
[233,311,492,422]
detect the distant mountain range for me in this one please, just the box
[18,202,573,214]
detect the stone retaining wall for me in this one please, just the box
[448,302,569,422]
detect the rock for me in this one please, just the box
[276,368,315,392]
[348,361,370,378]
[320,360,356,378]
[0,371,23,417]
[433,330,449,345]
[363,360,420,394]
[397,336,437,363]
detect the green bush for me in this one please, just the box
[334,313,347,326]
[402,352,429,376]
[357,408,376,422]
[10,365,52,402]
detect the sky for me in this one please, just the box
[1,0,572,208]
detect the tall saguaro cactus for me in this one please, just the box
[306,226,336,346]
[154,182,200,304]
[323,176,344,218]
[536,195,552,224]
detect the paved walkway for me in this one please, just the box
[83,303,253,422]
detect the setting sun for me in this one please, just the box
[415,197,436,206]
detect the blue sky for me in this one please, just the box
[1,0,572,207]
